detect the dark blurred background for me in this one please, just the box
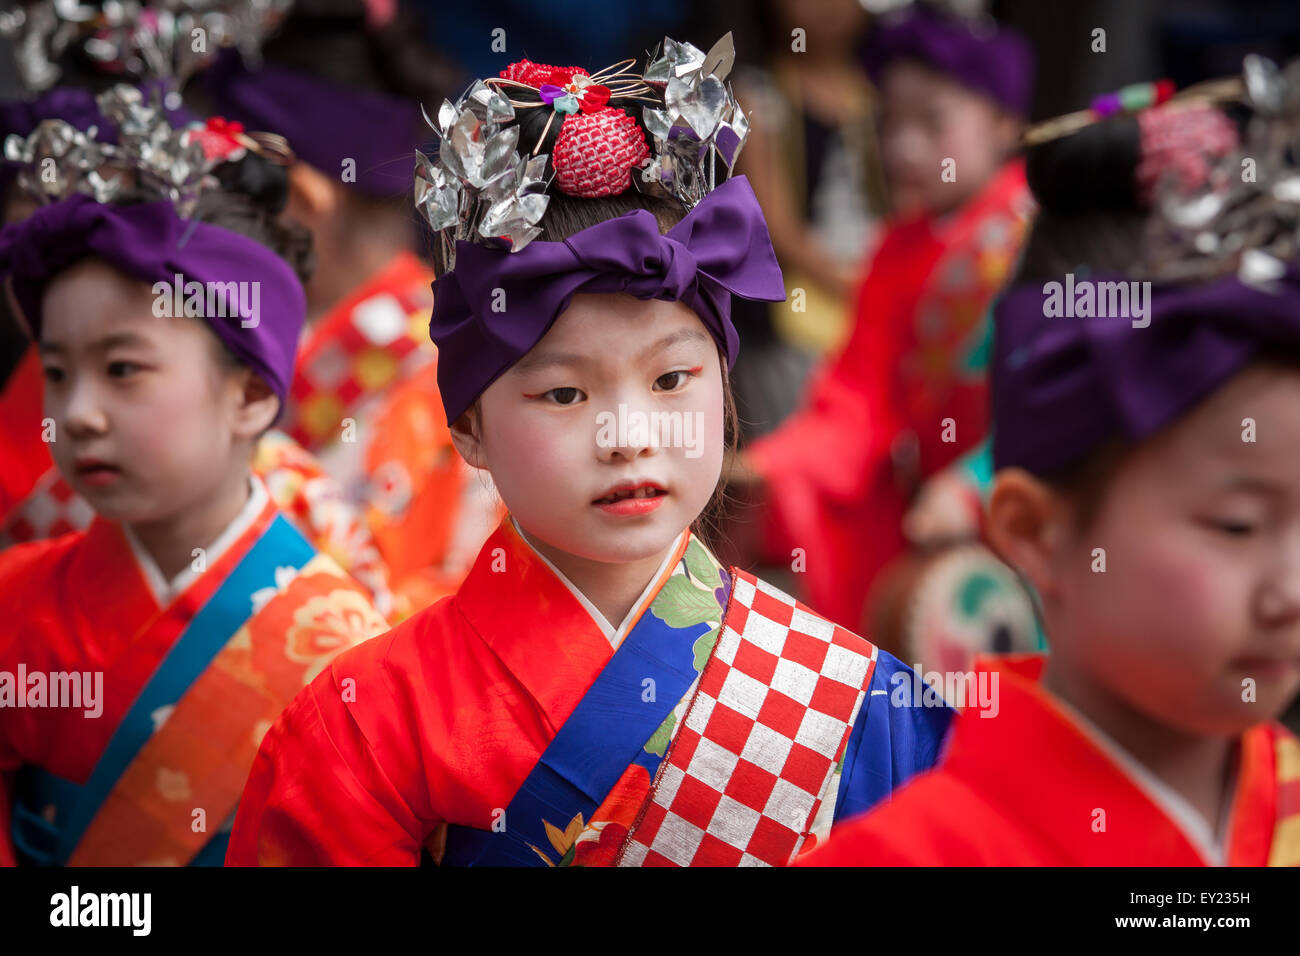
[4,0,1300,113]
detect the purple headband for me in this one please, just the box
[429,175,786,425]
[864,8,1034,115]
[991,266,1300,475]
[204,50,418,197]
[0,194,306,410]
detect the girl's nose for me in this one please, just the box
[1255,536,1300,628]
[58,379,109,438]
[594,401,660,462]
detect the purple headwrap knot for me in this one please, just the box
[0,194,306,413]
[992,265,1300,475]
[204,50,418,198]
[428,174,786,425]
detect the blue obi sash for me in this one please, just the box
[11,514,315,866]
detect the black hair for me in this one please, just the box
[194,150,315,285]
[1013,115,1149,284]
[257,0,447,108]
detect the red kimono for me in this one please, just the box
[280,250,501,618]
[0,478,388,866]
[750,161,1031,630]
[799,655,1300,866]
[227,516,952,866]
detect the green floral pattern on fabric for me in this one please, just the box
[642,535,730,756]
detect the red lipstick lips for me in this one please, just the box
[593,480,667,516]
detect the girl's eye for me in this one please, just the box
[654,370,692,391]
[545,386,584,406]
[107,361,141,379]
[1204,517,1256,537]
[42,366,65,384]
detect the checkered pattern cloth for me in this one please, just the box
[0,471,94,547]
[617,571,878,867]
[285,280,433,451]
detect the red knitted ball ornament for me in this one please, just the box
[552,108,650,198]
[498,59,589,88]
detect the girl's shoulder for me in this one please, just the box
[309,586,518,728]
[0,526,92,662]
[0,525,89,611]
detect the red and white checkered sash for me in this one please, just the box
[616,570,878,867]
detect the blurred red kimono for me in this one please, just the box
[278,250,501,618]
[750,161,1030,630]
[799,655,1300,866]
[0,480,388,866]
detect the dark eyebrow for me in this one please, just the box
[39,331,154,355]
[641,328,711,358]
[512,328,711,376]
[510,348,590,376]
[1214,474,1284,498]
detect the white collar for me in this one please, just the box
[1055,696,1233,866]
[510,516,686,650]
[124,476,268,606]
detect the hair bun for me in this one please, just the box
[209,150,290,217]
[1024,116,1143,217]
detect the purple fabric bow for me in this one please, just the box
[204,50,419,198]
[429,175,786,425]
[864,7,1035,115]
[991,267,1300,475]
[0,194,306,410]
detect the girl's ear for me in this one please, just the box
[285,162,338,227]
[986,468,1073,602]
[229,369,280,440]
[994,110,1024,156]
[449,408,487,471]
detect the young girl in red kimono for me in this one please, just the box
[227,37,954,868]
[801,73,1300,866]
[0,86,394,616]
[0,100,388,866]
[744,6,1034,631]
[202,0,498,617]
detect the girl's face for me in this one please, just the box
[458,292,726,566]
[1040,364,1300,735]
[38,258,270,526]
[878,60,1019,217]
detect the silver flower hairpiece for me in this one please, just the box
[637,33,750,206]
[1146,55,1300,287]
[414,32,752,271]
[0,0,291,97]
[2,83,290,217]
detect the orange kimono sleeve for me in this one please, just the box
[226,653,430,867]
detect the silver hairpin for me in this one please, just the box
[0,0,291,96]
[1147,55,1300,288]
